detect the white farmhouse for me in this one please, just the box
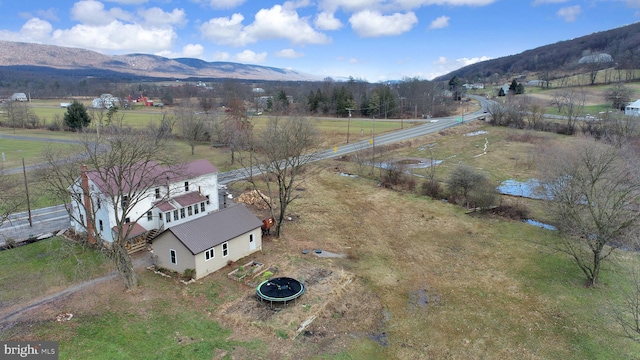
[10,93,28,102]
[68,159,220,244]
[625,99,640,116]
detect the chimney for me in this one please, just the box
[81,165,96,244]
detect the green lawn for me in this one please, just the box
[0,237,111,309]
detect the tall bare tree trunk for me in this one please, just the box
[112,243,137,289]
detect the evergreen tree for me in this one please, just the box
[64,100,91,131]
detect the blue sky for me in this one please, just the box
[0,0,638,81]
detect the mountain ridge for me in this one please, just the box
[0,41,320,81]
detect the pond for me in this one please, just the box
[497,179,548,200]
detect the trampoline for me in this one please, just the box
[256,277,305,307]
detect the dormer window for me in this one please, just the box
[184,181,189,192]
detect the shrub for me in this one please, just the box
[183,268,196,280]
[421,179,443,199]
[4,238,16,249]
[492,199,531,220]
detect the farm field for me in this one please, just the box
[2,121,640,359]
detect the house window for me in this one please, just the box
[200,202,205,212]
[166,212,171,223]
[155,188,160,199]
[184,181,189,192]
[121,195,129,208]
[79,214,84,226]
[125,217,130,223]
[170,249,177,264]
[206,195,210,204]
[222,242,228,257]
[147,211,153,221]
[99,220,104,231]
[173,210,179,221]
[204,248,215,261]
[159,212,163,220]
[187,206,193,216]
[194,204,199,214]
[180,208,185,219]
[96,198,101,209]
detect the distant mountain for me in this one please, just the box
[435,22,640,82]
[0,41,320,82]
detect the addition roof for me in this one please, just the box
[153,204,263,255]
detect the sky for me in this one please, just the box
[0,0,639,82]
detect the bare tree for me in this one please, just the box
[486,101,508,126]
[611,267,640,343]
[243,116,319,237]
[605,82,632,111]
[537,139,640,286]
[40,126,180,289]
[527,102,546,130]
[550,88,585,134]
[581,111,639,147]
[175,99,208,155]
[0,169,24,230]
[222,97,253,164]
[3,100,32,132]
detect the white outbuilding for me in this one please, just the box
[625,99,640,116]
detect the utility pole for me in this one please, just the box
[22,158,32,227]
[346,108,354,143]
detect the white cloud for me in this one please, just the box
[232,50,267,64]
[349,10,418,37]
[71,0,132,26]
[429,15,450,29]
[203,0,247,9]
[429,55,491,79]
[51,21,176,53]
[156,44,204,59]
[199,13,248,46]
[201,5,330,46]
[532,0,568,5]
[138,8,187,27]
[315,12,343,30]
[105,0,148,4]
[320,0,496,12]
[275,48,304,58]
[349,58,359,63]
[211,51,231,61]
[20,18,54,42]
[319,0,381,13]
[557,5,581,22]
[244,5,331,45]
[35,8,59,22]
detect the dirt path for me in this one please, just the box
[0,251,152,326]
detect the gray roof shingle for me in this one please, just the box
[155,204,263,254]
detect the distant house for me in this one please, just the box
[68,159,220,244]
[152,204,263,279]
[91,94,119,109]
[10,93,27,102]
[462,83,485,90]
[625,100,640,116]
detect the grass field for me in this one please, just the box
[2,121,640,359]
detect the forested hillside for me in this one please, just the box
[436,22,640,83]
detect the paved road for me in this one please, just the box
[0,204,69,246]
[0,97,490,243]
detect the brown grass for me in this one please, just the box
[5,122,640,359]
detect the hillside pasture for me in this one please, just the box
[2,122,640,359]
